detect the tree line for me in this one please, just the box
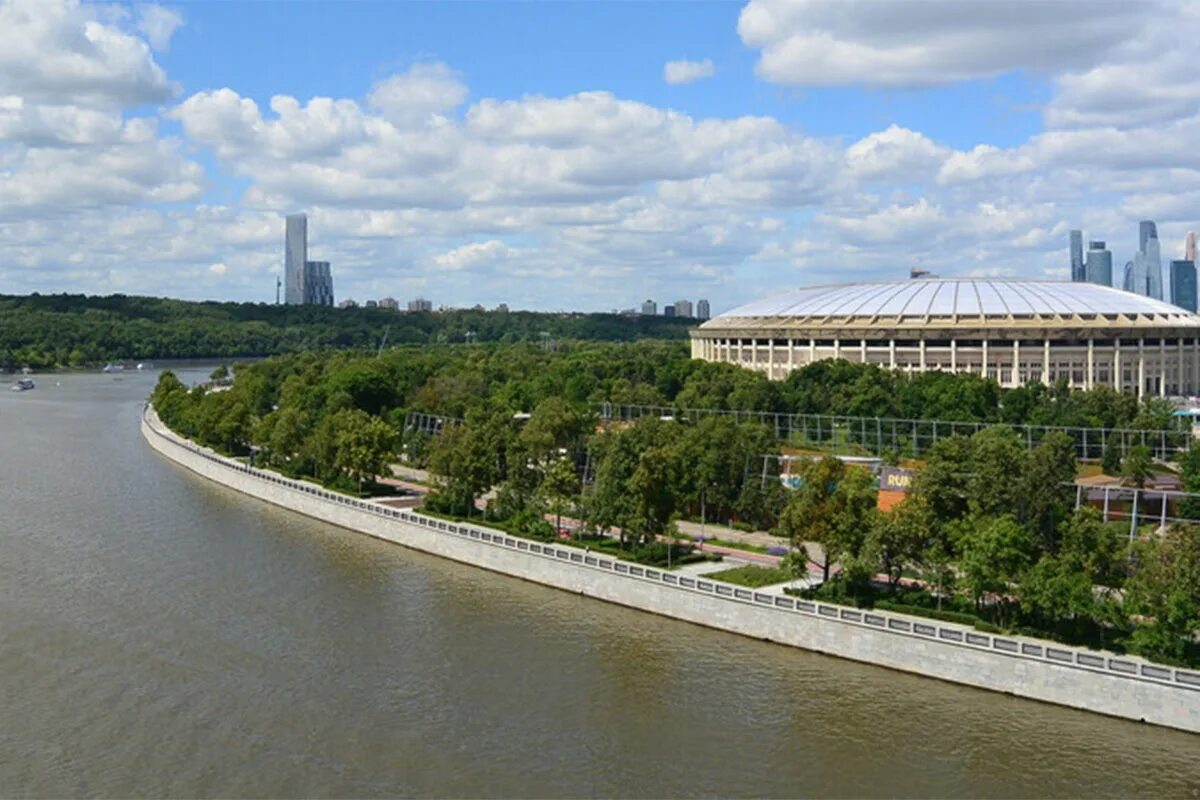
[149,340,1200,666]
[0,293,694,368]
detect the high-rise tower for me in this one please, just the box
[1133,220,1163,299]
[284,213,307,305]
[1069,230,1085,282]
[1187,231,1197,262]
[1170,259,1197,312]
[1085,240,1112,287]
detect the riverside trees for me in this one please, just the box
[150,345,1200,665]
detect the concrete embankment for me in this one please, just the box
[140,407,1200,734]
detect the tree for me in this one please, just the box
[1023,431,1079,550]
[779,456,877,583]
[1124,523,1200,662]
[966,427,1029,518]
[210,364,229,381]
[1122,443,1154,488]
[867,495,933,589]
[913,435,973,525]
[626,447,680,545]
[1176,445,1200,521]
[955,514,1034,623]
[537,456,580,535]
[333,409,398,488]
[1100,440,1123,476]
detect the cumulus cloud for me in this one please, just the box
[367,61,468,123]
[136,4,183,52]
[663,58,714,85]
[432,240,513,271]
[738,0,1144,88]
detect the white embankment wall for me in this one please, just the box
[142,406,1200,734]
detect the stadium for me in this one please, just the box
[690,278,1200,397]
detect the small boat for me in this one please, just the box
[11,379,34,392]
[102,363,125,373]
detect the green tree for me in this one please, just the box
[1122,443,1154,488]
[537,456,580,535]
[955,514,1034,622]
[333,409,398,488]
[1023,431,1079,549]
[1100,440,1123,476]
[867,495,933,588]
[1177,445,1200,521]
[1125,524,1200,662]
[779,456,877,583]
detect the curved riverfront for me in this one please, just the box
[3,370,1200,797]
[141,401,1200,736]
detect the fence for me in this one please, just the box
[597,402,1194,462]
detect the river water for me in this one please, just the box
[0,368,1197,798]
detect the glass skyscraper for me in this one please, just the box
[1085,240,1112,287]
[1170,259,1198,312]
[1132,220,1163,299]
[303,261,335,307]
[1069,229,1085,281]
[284,213,307,305]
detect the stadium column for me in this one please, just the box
[1113,338,1121,391]
[919,339,926,372]
[950,339,957,371]
[788,338,795,375]
[1043,339,1051,385]
[809,338,816,364]
[1177,338,1185,395]
[1012,340,1020,388]
[981,339,988,379]
[1160,339,1167,397]
[1086,339,1094,390]
[860,338,867,364]
[889,339,896,369]
[768,338,775,379]
[833,338,841,361]
[1138,338,1146,399]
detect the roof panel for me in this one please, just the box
[711,278,1195,322]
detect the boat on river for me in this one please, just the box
[11,379,34,392]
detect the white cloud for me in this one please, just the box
[208,262,227,276]
[432,240,513,271]
[738,0,1145,88]
[136,5,182,52]
[845,125,949,182]
[366,62,468,123]
[663,58,715,85]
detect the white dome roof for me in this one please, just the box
[703,279,1200,331]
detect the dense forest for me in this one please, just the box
[151,341,1200,666]
[0,293,694,368]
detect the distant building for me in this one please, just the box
[1188,231,1197,262]
[1131,220,1163,299]
[1069,229,1085,282]
[910,268,936,279]
[408,297,433,312]
[496,303,509,313]
[641,299,656,316]
[302,260,334,306]
[664,304,676,318]
[365,299,378,308]
[1086,240,1113,287]
[379,296,399,310]
[284,213,307,305]
[674,299,693,318]
[696,299,710,320]
[338,298,358,309]
[1170,259,1198,312]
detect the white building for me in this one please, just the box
[690,278,1200,397]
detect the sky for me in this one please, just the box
[3,0,1200,314]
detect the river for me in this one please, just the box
[0,368,1197,798]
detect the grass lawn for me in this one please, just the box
[705,564,791,588]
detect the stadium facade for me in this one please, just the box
[690,278,1200,397]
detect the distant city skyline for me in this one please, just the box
[1071,219,1199,312]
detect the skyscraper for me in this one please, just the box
[1187,231,1197,262]
[1069,230,1085,282]
[1132,220,1163,299]
[303,260,334,306]
[284,213,307,305]
[696,299,710,320]
[1085,241,1112,287]
[674,299,693,318]
[641,299,656,316]
[1171,260,1198,312]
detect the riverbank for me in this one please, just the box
[141,405,1200,734]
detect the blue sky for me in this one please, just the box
[1,0,1198,311]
